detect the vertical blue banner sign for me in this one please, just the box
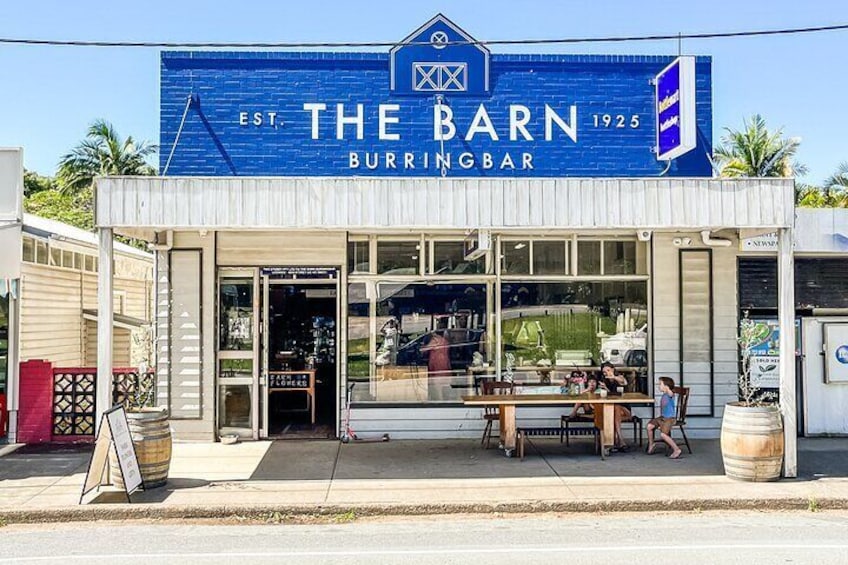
[655,56,697,161]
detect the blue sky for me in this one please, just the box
[1,0,846,183]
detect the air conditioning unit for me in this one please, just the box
[464,230,491,261]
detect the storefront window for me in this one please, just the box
[577,241,601,275]
[219,279,254,350]
[348,240,370,274]
[218,384,252,428]
[533,241,567,275]
[347,283,371,401]
[351,282,488,403]
[432,241,484,275]
[219,358,253,378]
[500,281,647,377]
[377,241,420,275]
[502,240,530,274]
[0,295,8,395]
[604,241,642,275]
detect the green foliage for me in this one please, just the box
[23,169,57,196]
[795,163,848,208]
[715,114,806,178]
[57,119,157,195]
[23,186,94,231]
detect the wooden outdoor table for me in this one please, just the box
[462,392,655,458]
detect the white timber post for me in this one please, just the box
[96,227,114,431]
[778,226,797,478]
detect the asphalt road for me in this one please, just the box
[1,511,847,564]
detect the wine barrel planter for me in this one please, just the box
[720,403,784,482]
[110,408,172,490]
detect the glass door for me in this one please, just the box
[217,270,261,439]
[260,268,340,439]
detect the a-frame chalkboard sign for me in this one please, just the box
[80,405,143,504]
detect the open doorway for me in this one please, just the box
[265,282,337,439]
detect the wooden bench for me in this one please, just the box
[516,425,599,460]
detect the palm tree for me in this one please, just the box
[57,120,157,194]
[714,114,806,178]
[821,162,848,207]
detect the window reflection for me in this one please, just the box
[219,279,254,350]
[500,282,647,378]
[377,241,420,274]
[349,283,488,402]
[432,241,484,275]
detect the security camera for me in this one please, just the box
[637,230,652,242]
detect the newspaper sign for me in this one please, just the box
[80,406,142,503]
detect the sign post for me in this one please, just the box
[80,405,143,504]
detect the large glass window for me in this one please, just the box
[432,241,484,275]
[219,279,254,351]
[350,282,488,402]
[348,240,370,274]
[377,241,420,275]
[533,241,567,275]
[500,281,647,378]
[604,241,646,275]
[577,241,601,275]
[502,240,530,274]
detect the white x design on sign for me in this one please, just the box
[413,63,467,92]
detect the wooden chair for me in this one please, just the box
[480,381,513,449]
[673,386,693,454]
[648,386,692,454]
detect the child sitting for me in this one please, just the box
[647,377,682,459]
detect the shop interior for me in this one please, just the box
[266,283,337,438]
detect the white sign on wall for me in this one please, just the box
[740,232,778,252]
[824,323,848,384]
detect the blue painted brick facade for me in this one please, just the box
[160,51,712,177]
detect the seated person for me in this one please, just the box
[567,376,598,419]
[598,362,632,451]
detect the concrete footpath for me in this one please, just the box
[1,438,847,523]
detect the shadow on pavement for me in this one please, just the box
[0,443,92,481]
[248,438,727,481]
[798,438,848,479]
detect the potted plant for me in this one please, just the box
[110,325,172,490]
[720,315,784,482]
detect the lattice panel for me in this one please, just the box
[52,371,97,436]
[112,370,156,409]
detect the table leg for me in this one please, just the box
[499,408,506,445]
[311,390,315,425]
[502,404,516,456]
[601,404,615,457]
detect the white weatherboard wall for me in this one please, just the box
[652,233,739,437]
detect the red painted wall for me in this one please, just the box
[16,360,54,443]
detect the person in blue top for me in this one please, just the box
[646,377,682,459]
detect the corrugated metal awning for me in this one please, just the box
[96,176,795,232]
